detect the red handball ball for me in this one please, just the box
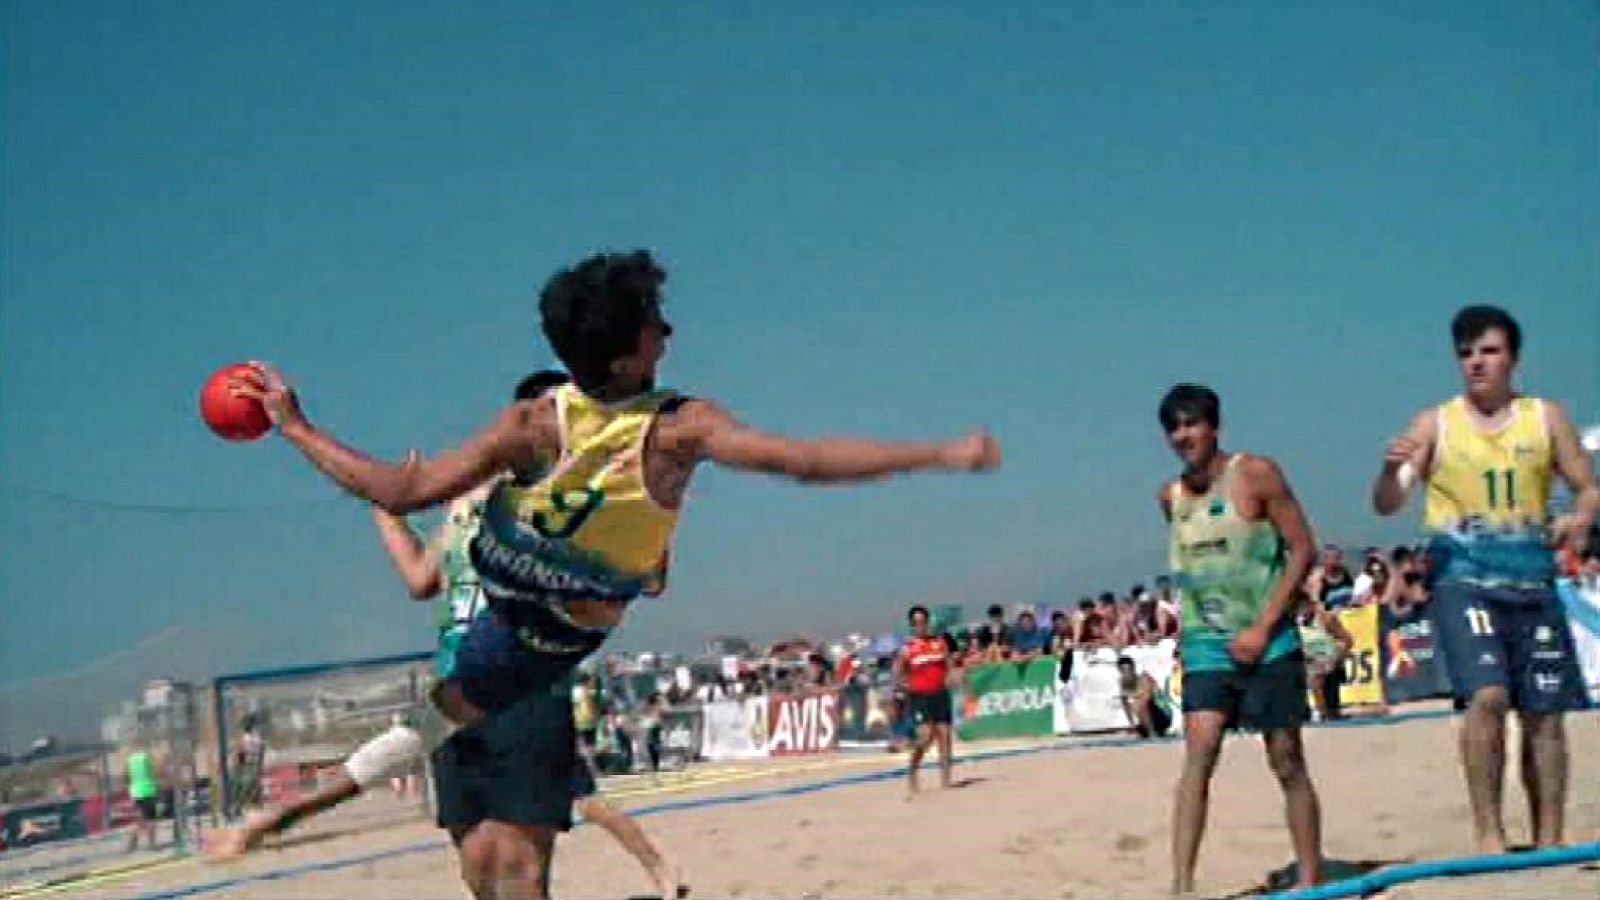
[199,364,272,442]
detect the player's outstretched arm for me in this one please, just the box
[228,362,532,514]
[1373,410,1435,516]
[667,400,1000,483]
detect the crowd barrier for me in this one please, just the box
[948,586,1600,742]
[698,688,846,762]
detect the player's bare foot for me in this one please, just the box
[204,812,275,862]
[204,826,252,862]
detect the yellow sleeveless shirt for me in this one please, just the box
[471,384,682,606]
[1422,396,1555,588]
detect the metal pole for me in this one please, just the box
[213,680,232,822]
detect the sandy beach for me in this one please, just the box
[53,709,1600,900]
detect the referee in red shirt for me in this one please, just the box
[896,605,956,796]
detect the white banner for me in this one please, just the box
[699,696,770,761]
[1558,577,1600,703]
[765,690,840,757]
[1055,640,1180,735]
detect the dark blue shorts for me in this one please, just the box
[449,612,591,713]
[1182,652,1308,731]
[1430,582,1588,713]
[433,684,577,839]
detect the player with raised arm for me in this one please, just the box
[1372,305,1595,853]
[228,250,1000,899]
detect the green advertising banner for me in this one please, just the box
[3,798,88,848]
[956,657,1058,741]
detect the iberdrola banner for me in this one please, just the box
[956,657,1058,740]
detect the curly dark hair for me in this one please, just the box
[538,250,667,388]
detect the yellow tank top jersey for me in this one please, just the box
[1422,396,1555,587]
[472,384,681,605]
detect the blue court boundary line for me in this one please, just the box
[111,705,1595,900]
[1260,842,1600,900]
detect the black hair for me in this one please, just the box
[1158,384,1221,432]
[1097,592,1116,606]
[1116,656,1136,669]
[907,605,929,623]
[1451,305,1521,359]
[514,369,570,401]
[1077,599,1096,612]
[1051,610,1067,621]
[539,250,667,388]
[986,604,1004,618]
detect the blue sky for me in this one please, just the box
[3,1,1596,706]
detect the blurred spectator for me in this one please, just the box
[1153,574,1180,618]
[663,682,686,705]
[1009,610,1048,659]
[1109,595,1139,648]
[1316,544,1355,609]
[1381,546,1431,617]
[976,604,1011,658]
[1297,589,1354,722]
[887,689,916,753]
[125,742,162,852]
[1134,589,1179,643]
[607,709,635,773]
[639,692,666,777]
[695,674,735,703]
[739,671,765,697]
[835,654,859,686]
[805,653,834,688]
[1075,592,1113,646]
[573,674,601,752]
[1049,611,1075,656]
[1116,657,1173,739]
[958,630,988,667]
[1352,554,1390,607]
[230,714,267,816]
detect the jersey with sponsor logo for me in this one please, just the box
[1423,396,1556,590]
[470,384,683,669]
[1168,454,1299,673]
[903,636,950,695]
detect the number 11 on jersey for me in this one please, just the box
[1466,606,1495,637]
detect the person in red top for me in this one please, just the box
[895,605,955,796]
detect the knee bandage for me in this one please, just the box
[343,725,425,789]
